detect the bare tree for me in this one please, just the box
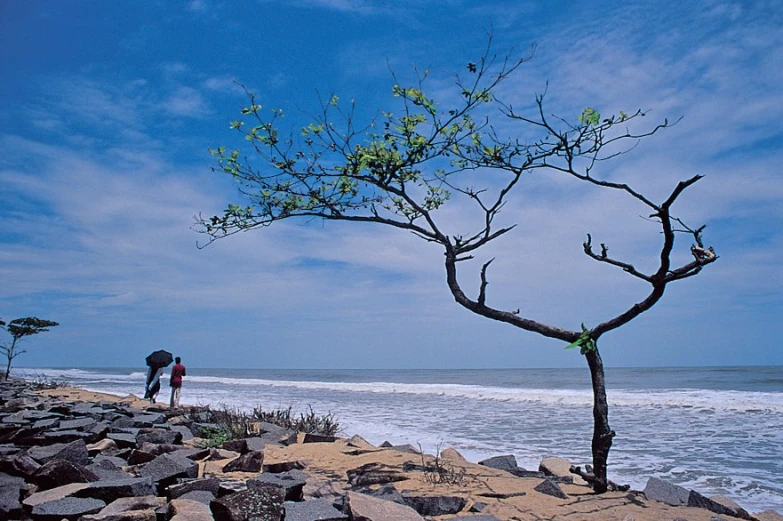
[196,41,717,492]
[1,317,59,380]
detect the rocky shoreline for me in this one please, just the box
[0,379,780,521]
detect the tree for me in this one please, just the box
[196,41,717,493]
[1,317,59,380]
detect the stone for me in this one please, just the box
[346,491,425,521]
[0,451,41,477]
[539,457,586,486]
[364,483,406,505]
[248,469,308,501]
[80,495,164,521]
[87,459,133,481]
[452,516,503,521]
[58,417,98,430]
[178,490,216,504]
[23,482,91,509]
[168,425,194,442]
[138,454,198,493]
[87,438,120,457]
[439,447,468,462]
[263,459,307,473]
[106,433,137,449]
[284,499,348,520]
[33,459,100,490]
[643,477,690,506]
[217,479,247,496]
[302,433,337,443]
[30,496,105,520]
[688,490,742,517]
[136,429,181,446]
[27,439,89,465]
[222,449,264,472]
[403,494,467,516]
[0,472,25,519]
[169,498,214,521]
[74,477,156,504]
[210,486,285,521]
[347,435,375,450]
[479,454,519,474]
[534,479,569,499]
[167,477,221,499]
[347,462,408,487]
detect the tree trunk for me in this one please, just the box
[584,346,614,493]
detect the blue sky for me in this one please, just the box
[1,1,781,369]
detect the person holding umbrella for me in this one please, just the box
[144,350,173,405]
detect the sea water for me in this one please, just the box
[18,366,783,513]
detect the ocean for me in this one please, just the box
[18,365,783,513]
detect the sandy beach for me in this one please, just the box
[0,383,773,521]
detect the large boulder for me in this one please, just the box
[138,454,198,493]
[80,495,165,521]
[248,469,308,502]
[643,477,690,506]
[28,496,105,520]
[74,477,156,504]
[403,494,467,517]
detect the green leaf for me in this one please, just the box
[579,107,600,126]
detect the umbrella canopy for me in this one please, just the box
[145,349,173,368]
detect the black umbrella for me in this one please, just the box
[145,349,173,368]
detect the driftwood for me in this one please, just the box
[570,464,630,492]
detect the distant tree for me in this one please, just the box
[1,317,59,380]
[196,41,717,492]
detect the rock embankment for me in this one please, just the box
[1,379,779,521]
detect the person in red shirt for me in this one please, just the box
[169,356,186,408]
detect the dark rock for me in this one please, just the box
[477,491,527,499]
[167,477,221,499]
[58,417,98,430]
[345,491,424,521]
[534,479,569,499]
[347,462,408,487]
[168,425,194,442]
[302,433,337,443]
[248,469,307,501]
[469,501,489,512]
[127,449,157,465]
[643,477,690,506]
[29,496,105,520]
[452,516,503,521]
[86,459,133,481]
[688,490,741,517]
[106,433,137,449]
[42,429,98,444]
[0,473,26,519]
[389,444,420,454]
[136,429,181,446]
[478,454,519,474]
[221,439,249,453]
[0,451,41,477]
[210,486,285,521]
[178,490,216,504]
[74,477,156,504]
[284,499,348,521]
[138,454,198,493]
[403,494,467,516]
[33,459,100,490]
[222,450,264,472]
[31,418,60,431]
[27,439,89,465]
[364,483,406,505]
[263,460,307,473]
[217,479,247,497]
